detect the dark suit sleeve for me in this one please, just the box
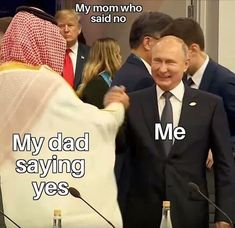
[134,77,154,91]
[210,98,235,223]
[74,44,90,90]
[111,54,154,93]
[81,76,109,109]
[222,77,235,153]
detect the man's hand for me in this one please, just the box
[206,150,214,169]
[216,221,232,228]
[103,86,129,109]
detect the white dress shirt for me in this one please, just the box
[156,81,185,129]
[140,57,152,76]
[188,55,209,89]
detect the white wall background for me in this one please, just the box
[218,0,235,72]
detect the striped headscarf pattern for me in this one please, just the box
[0,11,66,74]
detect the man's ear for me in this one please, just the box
[78,25,82,35]
[189,43,200,56]
[142,36,153,51]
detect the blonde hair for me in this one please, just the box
[55,9,81,25]
[77,38,121,97]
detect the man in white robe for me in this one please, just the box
[0,7,128,228]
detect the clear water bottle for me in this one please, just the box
[53,209,62,228]
[160,201,173,228]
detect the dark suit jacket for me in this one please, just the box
[120,86,235,228]
[199,59,235,152]
[81,75,109,109]
[111,54,154,92]
[73,43,90,90]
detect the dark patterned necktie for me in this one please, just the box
[161,91,173,155]
[185,77,194,87]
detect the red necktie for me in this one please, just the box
[63,49,74,87]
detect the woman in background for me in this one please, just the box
[77,37,122,108]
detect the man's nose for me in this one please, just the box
[159,62,167,72]
[64,25,69,32]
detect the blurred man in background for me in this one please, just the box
[162,18,235,159]
[112,11,173,92]
[55,9,90,90]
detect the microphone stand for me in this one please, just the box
[188,182,234,227]
[68,187,115,228]
[79,197,115,228]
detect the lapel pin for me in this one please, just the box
[189,102,197,106]
[81,56,85,59]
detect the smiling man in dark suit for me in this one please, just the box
[120,36,235,228]
[111,11,173,92]
[56,9,90,90]
[113,12,173,213]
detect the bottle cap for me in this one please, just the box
[54,209,61,216]
[162,201,170,207]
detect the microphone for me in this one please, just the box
[0,209,21,227]
[188,182,234,227]
[68,187,115,228]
